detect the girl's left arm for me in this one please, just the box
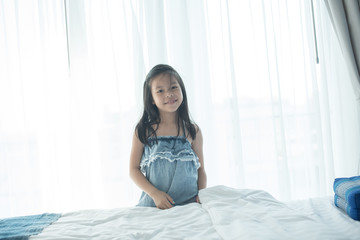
[192,127,207,190]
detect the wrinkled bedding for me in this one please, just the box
[30,185,360,240]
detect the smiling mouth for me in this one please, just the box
[165,99,177,104]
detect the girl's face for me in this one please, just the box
[150,73,183,115]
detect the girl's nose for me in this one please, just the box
[166,91,173,97]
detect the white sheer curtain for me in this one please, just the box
[324,0,360,98]
[1,0,359,218]
[314,0,360,179]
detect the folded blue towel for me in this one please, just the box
[0,213,61,240]
[334,194,360,221]
[333,175,360,209]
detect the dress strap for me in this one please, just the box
[182,120,186,137]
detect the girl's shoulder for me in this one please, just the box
[193,123,200,132]
[187,121,200,134]
[184,122,201,145]
[134,122,156,146]
[190,125,203,150]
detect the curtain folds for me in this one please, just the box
[1,0,359,218]
[324,0,360,98]
[323,0,360,174]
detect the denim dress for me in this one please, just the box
[137,134,200,207]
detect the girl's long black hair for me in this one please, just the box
[136,64,197,145]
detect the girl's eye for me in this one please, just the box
[172,86,178,89]
[157,89,163,93]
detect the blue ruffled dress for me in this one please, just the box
[137,134,200,207]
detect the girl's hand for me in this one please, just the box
[150,190,175,209]
[196,195,201,204]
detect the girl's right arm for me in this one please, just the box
[129,131,174,209]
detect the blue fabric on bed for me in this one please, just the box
[0,213,61,240]
[333,175,360,209]
[334,194,360,221]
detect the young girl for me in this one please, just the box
[129,64,207,209]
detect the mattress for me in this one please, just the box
[28,185,360,240]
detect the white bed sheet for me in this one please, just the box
[31,185,360,240]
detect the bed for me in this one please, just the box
[2,185,360,240]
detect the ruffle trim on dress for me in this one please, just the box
[147,136,190,145]
[140,149,200,173]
